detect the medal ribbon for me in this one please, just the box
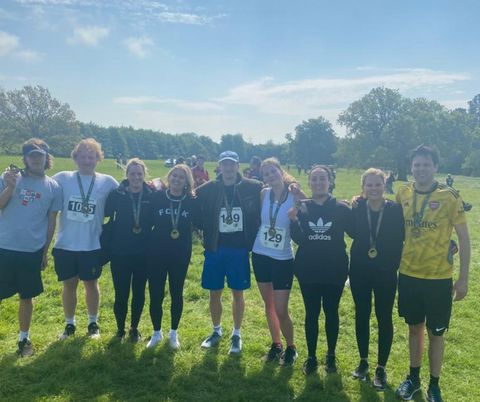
[223,184,237,220]
[366,200,385,251]
[167,190,185,233]
[269,186,288,232]
[128,189,143,229]
[412,183,435,231]
[76,172,96,214]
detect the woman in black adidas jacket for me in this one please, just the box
[288,165,354,375]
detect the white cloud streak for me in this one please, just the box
[124,36,153,58]
[113,96,224,111]
[216,69,471,116]
[0,31,19,57]
[15,49,43,62]
[67,25,109,46]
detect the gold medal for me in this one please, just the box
[133,225,142,234]
[411,228,421,238]
[171,230,180,239]
[268,228,277,237]
[82,205,89,215]
[368,248,378,259]
[226,215,233,225]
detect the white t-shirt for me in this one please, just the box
[52,171,118,251]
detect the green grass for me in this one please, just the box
[0,156,479,402]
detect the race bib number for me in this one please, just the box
[261,225,286,250]
[219,207,243,233]
[67,196,97,222]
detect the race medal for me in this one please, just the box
[268,227,277,237]
[171,230,180,239]
[368,248,378,259]
[226,215,234,225]
[411,228,421,238]
[82,205,89,216]
[167,190,185,240]
[77,172,96,218]
[133,225,142,234]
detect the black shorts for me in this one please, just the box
[52,248,102,282]
[0,248,44,300]
[252,252,294,290]
[398,273,452,336]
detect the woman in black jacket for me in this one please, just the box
[104,158,153,342]
[288,165,354,375]
[350,168,404,390]
[146,164,202,349]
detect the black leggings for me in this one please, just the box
[299,282,344,358]
[110,254,147,330]
[148,261,189,331]
[350,269,397,367]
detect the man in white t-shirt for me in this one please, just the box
[52,138,118,340]
[0,138,62,357]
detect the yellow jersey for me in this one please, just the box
[395,182,466,279]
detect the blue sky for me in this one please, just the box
[1,0,478,143]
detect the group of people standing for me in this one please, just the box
[0,140,470,402]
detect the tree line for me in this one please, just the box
[1,85,479,177]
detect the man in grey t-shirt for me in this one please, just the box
[0,138,62,357]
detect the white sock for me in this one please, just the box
[66,316,76,326]
[19,331,29,341]
[232,328,241,337]
[169,329,177,338]
[152,330,162,340]
[213,325,222,336]
[88,315,97,325]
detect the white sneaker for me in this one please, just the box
[146,330,163,349]
[168,330,180,350]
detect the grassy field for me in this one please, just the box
[0,155,478,402]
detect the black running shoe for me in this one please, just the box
[302,356,318,375]
[426,384,443,402]
[262,343,283,362]
[59,324,76,341]
[128,328,141,343]
[116,329,126,339]
[395,375,421,400]
[325,354,338,373]
[372,367,387,391]
[352,360,369,381]
[17,339,34,358]
[280,346,298,367]
[87,322,100,339]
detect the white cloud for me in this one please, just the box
[15,50,43,62]
[216,69,470,116]
[439,99,470,110]
[0,31,19,57]
[124,36,153,58]
[67,26,109,46]
[113,96,223,111]
[0,7,17,20]
[157,12,225,25]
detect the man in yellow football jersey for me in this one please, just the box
[394,145,470,402]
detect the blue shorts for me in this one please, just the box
[202,247,251,291]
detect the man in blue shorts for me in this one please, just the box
[0,139,62,357]
[196,151,263,354]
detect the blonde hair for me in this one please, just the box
[166,164,195,197]
[361,168,386,197]
[261,157,297,186]
[71,138,104,162]
[126,158,148,177]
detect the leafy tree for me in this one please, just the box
[292,116,337,168]
[0,85,80,155]
[468,94,480,126]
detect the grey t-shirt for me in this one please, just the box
[0,173,63,252]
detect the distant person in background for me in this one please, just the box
[122,155,127,166]
[243,167,252,178]
[297,164,302,175]
[191,155,197,167]
[116,154,122,170]
[192,155,210,188]
[286,163,290,172]
[185,157,192,167]
[0,139,62,357]
[176,156,185,165]
[386,172,396,194]
[249,156,263,182]
[104,158,153,342]
[445,174,453,188]
[52,138,118,341]
[214,164,221,177]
